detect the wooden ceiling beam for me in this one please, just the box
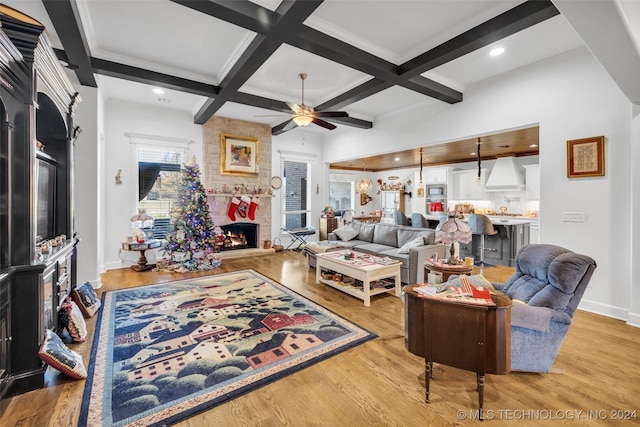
[400,0,560,76]
[42,0,96,87]
[89,56,219,98]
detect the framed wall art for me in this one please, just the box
[220,134,259,176]
[566,136,604,178]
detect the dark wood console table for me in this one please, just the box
[122,240,163,272]
[404,285,511,415]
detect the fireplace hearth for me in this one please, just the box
[219,223,259,251]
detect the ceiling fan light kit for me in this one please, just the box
[292,113,313,127]
[285,73,349,130]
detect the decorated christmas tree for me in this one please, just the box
[164,158,222,269]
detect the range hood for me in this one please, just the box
[484,156,525,191]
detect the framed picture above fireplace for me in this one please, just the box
[220,133,259,176]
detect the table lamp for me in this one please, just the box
[435,211,472,265]
[131,209,154,242]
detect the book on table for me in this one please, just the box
[414,277,495,306]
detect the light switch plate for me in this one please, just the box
[562,212,585,222]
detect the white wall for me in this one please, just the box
[271,131,324,245]
[322,47,635,322]
[102,99,202,270]
[73,84,101,286]
[85,46,637,323]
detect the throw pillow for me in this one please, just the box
[333,226,359,241]
[72,281,101,318]
[38,329,87,380]
[59,297,87,343]
[398,236,425,254]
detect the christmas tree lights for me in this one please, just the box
[162,159,223,271]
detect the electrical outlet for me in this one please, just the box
[562,212,585,222]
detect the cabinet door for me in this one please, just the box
[424,169,447,184]
[453,170,485,200]
[0,278,10,390]
[42,268,56,331]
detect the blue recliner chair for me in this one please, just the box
[494,244,597,372]
[410,213,428,228]
[393,210,410,226]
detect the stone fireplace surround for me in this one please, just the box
[202,116,274,256]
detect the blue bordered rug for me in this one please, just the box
[79,269,376,426]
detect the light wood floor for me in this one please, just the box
[2,251,639,426]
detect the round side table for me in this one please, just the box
[424,259,473,282]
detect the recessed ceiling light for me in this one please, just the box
[470,152,476,156]
[530,144,538,148]
[152,87,165,94]
[394,157,400,161]
[489,47,505,56]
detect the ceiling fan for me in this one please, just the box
[260,73,349,130]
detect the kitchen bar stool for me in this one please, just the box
[467,214,498,266]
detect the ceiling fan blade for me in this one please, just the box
[281,119,298,132]
[312,117,337,130]
[314,111,349,118]
[286,101,302,114]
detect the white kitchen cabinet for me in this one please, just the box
[524,164,540,200]
[452,169,486,200]
[529,221,540,244]
[423,168,448,184]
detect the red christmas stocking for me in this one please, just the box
[227,197,240,221]
[248,196,260,220]
[237,195,251,218]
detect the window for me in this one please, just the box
[137,147,184,239]
[329,181,354,212]
[282,159,311,230]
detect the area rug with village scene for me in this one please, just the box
[79,269,376,427]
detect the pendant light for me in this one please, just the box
[417,148,425,197]
[356,163,372,194]
[476,138,482,185]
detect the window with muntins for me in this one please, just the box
[282,159,311,230]
[136,147,184,239]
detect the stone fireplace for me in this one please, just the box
[202,116,273,252]
[219,223,259,251]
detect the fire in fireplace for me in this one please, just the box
[219,223,259,251]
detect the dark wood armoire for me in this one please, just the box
[0,5,81,402]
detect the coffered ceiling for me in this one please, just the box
[6,1,638,169]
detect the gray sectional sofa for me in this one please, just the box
[309,221,446,285]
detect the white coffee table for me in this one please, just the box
[315,250,401,307]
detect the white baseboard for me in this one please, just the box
[626,312,640,328]
[578,298,629,322]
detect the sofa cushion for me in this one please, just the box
[373,224,399,246]
[333,226,359,241]
[353,243,396,256]
[358,223,376,242]
[398,237,424,254]
[333,240,367,249]
[398,227,435,247]
[379,248,410,269]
